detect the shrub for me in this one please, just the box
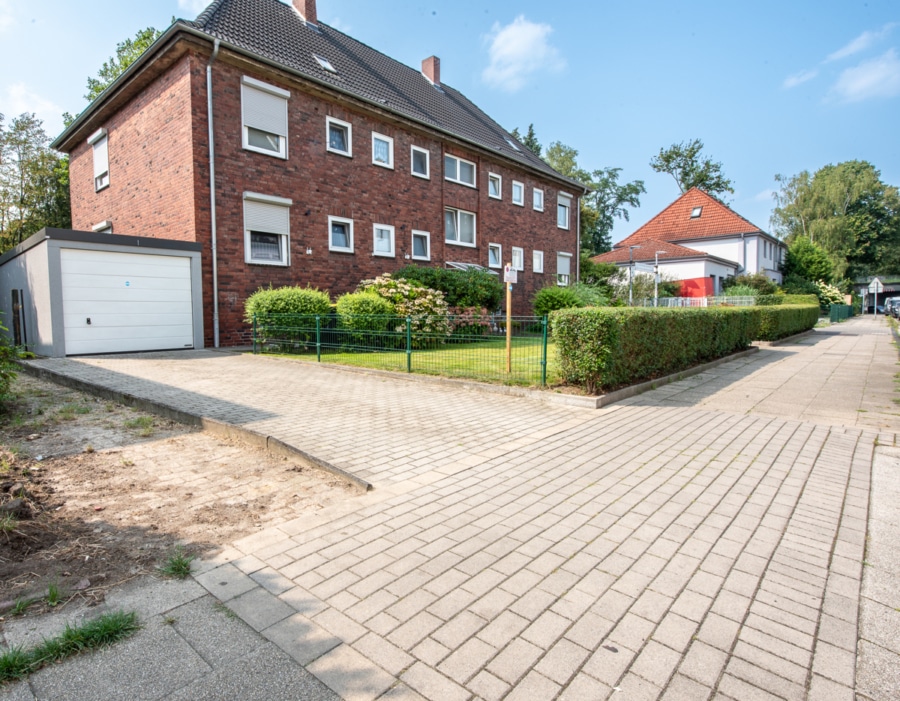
[244,286,331,349]
[781,273,819,296]
[724,284,757,297]
[551,306,760,393]
[357,274,451,347]
[756,293,818,307]
[448,307,493,337]
[570,283,609,307]
[815,280,844,310]
[0,318,17,410]
[756,304,820,341]
[393,266,503,310]
[723,273,778,296]
[533,286,583,317]
[336,292,396,345]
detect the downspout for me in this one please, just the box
[207,39,221,347]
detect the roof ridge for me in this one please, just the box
[193,0,230,27]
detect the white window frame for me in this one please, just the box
[444,207,476,248]
[488,243,502,269]
[533,250,544,274]
[557,193,573,230]
[326,116,352,157]
[372,132,394,169]
[410,145,430,179]
[533,188,544,212]
[88,128,109,192]
[411,230,431,261]
[512,247,524,271]
[444,154,476,188]
[557,251,573,287]
[512,181,524,206]
[373,223,395,257]
[241,76,290,159]
[328,215,354,253]
[488,173,502,200]
[243,192,293,267]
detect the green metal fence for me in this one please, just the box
[829,304,853,322]
[252,313,550,386]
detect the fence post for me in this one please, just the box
[316,316,321,362]
[252,315,257,354]
[541,315,548,387]
[406,317,412,373]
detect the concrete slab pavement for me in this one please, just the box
[8,314,900,699]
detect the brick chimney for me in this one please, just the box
[294,0,317,25]
[422,56,440,87]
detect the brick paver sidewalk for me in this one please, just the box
[27,315,900,700]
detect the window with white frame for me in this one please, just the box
[512,247,524,271]
[411,230,430,260]
[88,128,109,192]
[373,224,395,257]
[533,188,544,211]
[326,116,352,156]
[411,146,429,178]
[444,154,476,187]
[488,243,502,269]
[488,173,502,199]
[444,207,476,246]
[533,250,544,273]
[557,252,572,286]
[328,215,354,253]
[241,76,289,158]
[243,192,292,266]
[512,181,524,206]
[557,193,572,229]
[372,132,394,169]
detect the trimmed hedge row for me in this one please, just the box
[757,304,820,341]
[551,304,819,393]
[756,294,819,307]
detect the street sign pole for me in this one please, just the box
[504,264,517,374]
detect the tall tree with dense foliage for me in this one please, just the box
[510,124,542,158]
[84,26,164,103]
[782,236,833,282]
[771,161,900,279]
[544,141,645,255]
[0,113,71,251]
[650,138,734,198]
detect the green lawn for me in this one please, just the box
[262,336,559,387]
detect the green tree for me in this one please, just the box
[650,138,734,198]
[84,26,164,102]
[771,161,900,279]
[0,113,70,250]
[509,124,542,158]
[544,142,645,255]
[782,236,833,282]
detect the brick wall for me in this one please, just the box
[69,49,580,347]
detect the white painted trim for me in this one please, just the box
[371,132,394,169]
[488,243,502,269]
[512,181,524,207]
[328,215,354,253]
[533,188,544,212]
[410,145,430,179]
[512,246,524,271]
[373,223,395,257]
[243,191,293,206]
[411,229,430,261]
[326,116,353,157]
[488,173,502,200]
[91,220,113,233]
[444,154,477,188]
[87,128,107,145]
[241,74,291,98]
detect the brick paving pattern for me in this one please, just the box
[28,316,900,699]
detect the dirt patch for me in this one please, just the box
[0,374,357,616]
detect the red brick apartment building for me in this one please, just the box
[52,0,585,346]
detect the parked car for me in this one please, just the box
[865,304,886,315]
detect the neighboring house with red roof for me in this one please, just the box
[593,188,785,296]
[50,0,585,348]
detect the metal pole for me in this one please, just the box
[654,252,659,307]
[506,280,512,374]
[406,317,412,372]
[252,314,257,354]
[316,315,321,362]
[540,316,548,387]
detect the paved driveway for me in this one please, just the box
[27,316,900,700]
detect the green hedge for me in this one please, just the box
[757,304,820,341]
[393,265,502,310]
[245,286,332,348]
[756,294,819,307]
[551,307,760,393]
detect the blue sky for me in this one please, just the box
[1,0,897,244]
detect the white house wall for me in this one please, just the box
[688,239,743,268]
[0,241,55,356]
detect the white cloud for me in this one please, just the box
[830,49,900,103]
[826,23,897,62]
[482,16,565,93]
[0,0,14,32]
[783,69,818,89]
[177,0,210,17]
[4,83,64,136]
[754,189,776,203]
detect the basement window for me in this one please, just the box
[691,206,703,218]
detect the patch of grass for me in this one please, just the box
[213,601,237,620]
[46,582,63,607]
[157,547,195,579]
[56,403,91,421]
[9,597,38,617]
[121,458,135,467]
[124,416,154,437]
[0,611,139,683]
[0,513,18,534]
[83,445,94,454]
[163,615,177,626]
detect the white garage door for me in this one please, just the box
[61,248,194,355]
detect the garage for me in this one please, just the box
[0,228,203,357]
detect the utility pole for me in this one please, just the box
[629,245,641,306]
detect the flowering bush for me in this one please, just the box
[357,274,451,346]
[815,280,844,310]
[448,307,493,337]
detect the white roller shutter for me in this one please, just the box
[61,249,194,355]
[241,81,288,139]
[244,198,290,235]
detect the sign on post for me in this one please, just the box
[868,277,884,315]
[504,264,515,373]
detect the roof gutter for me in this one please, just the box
[207,38,221,348]
[54,23,585,192]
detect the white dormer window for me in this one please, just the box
[88,128,109,192]
[241,76,290,159]
[691,206,703,218]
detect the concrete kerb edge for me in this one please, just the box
[754,329,815,347]
[17,360,373,493]
[595,346,761,408]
